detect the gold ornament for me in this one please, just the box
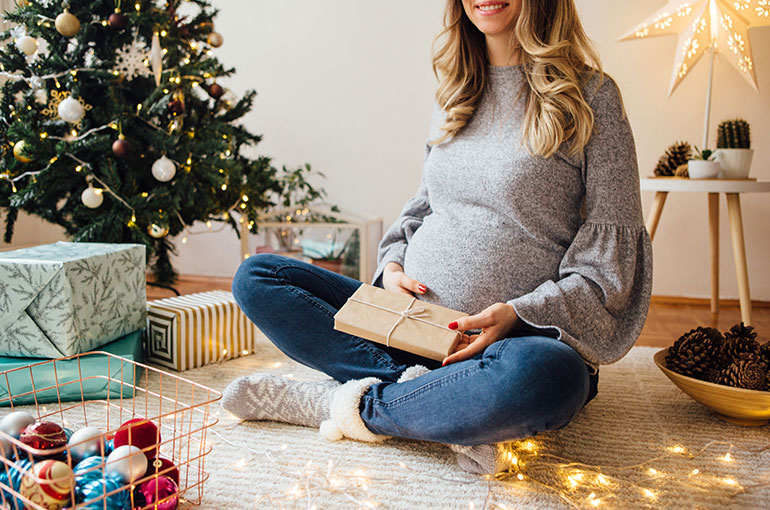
[207,32,223,48]
[55,10,81,37]
[147,223,169,238]
[42,90,92,129]
[13,141,32,163]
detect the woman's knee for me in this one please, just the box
[487,337,590,430]
[231,253,284,307]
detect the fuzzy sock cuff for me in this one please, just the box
[397,364,431,383]
[320,377,390,443]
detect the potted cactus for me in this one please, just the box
[688,146,720,179]
[715,119,753,179]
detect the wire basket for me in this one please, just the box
[0,351,222,510]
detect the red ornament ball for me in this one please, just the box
[168,99,185,115]
[109,11,128,30]
[112,138,132,158]
[137,475,179,510]
[206,83,224,100]
[113,419,160,460]
[145,457,179,485]
[19,421,68,452]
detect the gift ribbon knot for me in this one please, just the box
[348,296,460,348]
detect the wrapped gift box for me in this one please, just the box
[0,242,146,358]
[0,329,144,407]
[334,284,468,361]
[146,290,260,371]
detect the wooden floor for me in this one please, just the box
[147,276,770,349]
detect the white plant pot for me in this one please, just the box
[714,148,754,179]
[687,160,720,179]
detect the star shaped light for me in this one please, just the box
[620,0,770,95]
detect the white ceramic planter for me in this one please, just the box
[687,160,721,179]
[715,148,754,179]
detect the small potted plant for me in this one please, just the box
[687,146,720,179]
[715,118,753,179]
[303,229,355,274]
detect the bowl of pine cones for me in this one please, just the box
[654,323,770,426]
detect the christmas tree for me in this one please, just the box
[0,0,289,284]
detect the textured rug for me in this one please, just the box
[185,340,769,510]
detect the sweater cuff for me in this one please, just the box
[371,243,407,287]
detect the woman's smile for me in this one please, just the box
[475,2,510,16]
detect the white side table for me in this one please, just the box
[640,178,770,326]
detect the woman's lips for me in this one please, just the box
[476,2,509,16]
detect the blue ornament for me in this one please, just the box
[0,458,32,509]
[63,427,74,441]
[74,456,106,500]
[106,438,114,455]
[77,473,129,510]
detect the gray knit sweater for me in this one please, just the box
[372,65,653,367]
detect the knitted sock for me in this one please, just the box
[221,374,340,427]
[450,443,509,475]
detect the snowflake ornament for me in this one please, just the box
[113,37,152,81]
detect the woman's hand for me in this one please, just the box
[442,303,521,366]
[382,262,427,297]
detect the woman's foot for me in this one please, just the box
[451,443,508,475]
[222,374,341,427]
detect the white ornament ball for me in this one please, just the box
[16,35,38,56]
[0,411,36,439]
[81,187,103,208]
[106,444,147,483]
[58,96,85,123]
[151,156,176,182]
[68,426,104,462]
[207,32,223,48]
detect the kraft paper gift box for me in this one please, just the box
[0,242,146,358]
[146,290,260,371]
[334,284,468,361]
[0,329,145,407]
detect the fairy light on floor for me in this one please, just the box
[209,418,770,510]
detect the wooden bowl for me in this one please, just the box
[654,349,770,426]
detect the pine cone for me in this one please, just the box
[654,141,692,177]
[674,163,689,178]
[666,328,718,380]
[760,342,770,367]
[720,323,760,368]
[725,322,758,343]
[717,359,767,391]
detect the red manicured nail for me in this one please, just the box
[448,321,458,330]
[442,360,447,366]
[418,285,427,293]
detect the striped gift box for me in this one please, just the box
[146,290,260,371]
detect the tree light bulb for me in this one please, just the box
[221,184,227,191]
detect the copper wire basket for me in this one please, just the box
[0,351,222,509]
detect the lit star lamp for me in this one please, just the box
[620,0,770,146]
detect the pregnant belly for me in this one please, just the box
[402,216,561,315]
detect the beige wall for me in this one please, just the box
[3,0,769,300]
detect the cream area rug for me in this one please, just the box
[187,340,769,510]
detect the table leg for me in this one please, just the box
[708,193,719,319]
[240,219,250,261]
[725,193,752,326]
[646,191,668,241]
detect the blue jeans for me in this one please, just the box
[232,254,598,446]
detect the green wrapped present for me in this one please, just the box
[0,242,146,358]
[0,329,145,407]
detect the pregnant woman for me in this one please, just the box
[223,0,652,473]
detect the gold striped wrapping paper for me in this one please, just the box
[146,290,260,371]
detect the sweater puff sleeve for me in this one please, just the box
[371,104,444,287]
[508,74,653,368]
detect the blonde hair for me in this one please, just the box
[431,0,604,159]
